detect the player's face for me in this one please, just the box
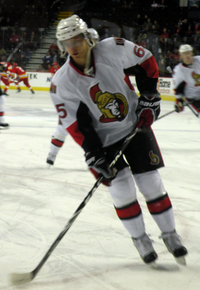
[61,34,89,67]
[181,51,193,65]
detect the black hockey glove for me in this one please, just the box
[136,92,161,127]
[174,98,184,113]
[85,149,116,180]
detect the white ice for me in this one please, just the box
[1,90,200,290]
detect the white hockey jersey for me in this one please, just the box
[50,37,158,149]
[173,56,200,99]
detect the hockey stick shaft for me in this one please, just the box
[157,109,176,120]
[157,100,193,121]
[11,120,142,285]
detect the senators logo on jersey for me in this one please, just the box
[149,150,159,165]
[90,83,128,122]
[191,72,200,86]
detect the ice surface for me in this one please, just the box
[1,90,200,290]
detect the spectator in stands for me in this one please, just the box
[145,18,153,32]
[159,28,169,51]
[27,31,38,50]
[137,30,147,48]
[47,63,52,72]
[22,48,31,64]
[9,31,19,49]
[52,50,58,63]
[151,25,159,35]
[174,23,184,38]
[49,41,59,56]
[50,62,60,77]
[142,15,148,31]
[182,19,189,34]
[37,64,46,72]
[160,28,169,39]
[135,14,143,27]
[42,51,53,70]
[153,20,160,33]
[151,1,158,11]
[185,25,193,37]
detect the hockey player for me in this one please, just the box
[46,28,99,166]
[49,14,188,265]
[0,63,9,128]
[11,63,35,94]
[173,44,200,117]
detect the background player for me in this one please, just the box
[11,63,35,94]
[173,44,200,117]
[48,15,187,265]
[46,28,99,166]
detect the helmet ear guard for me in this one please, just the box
[57,39,66,57]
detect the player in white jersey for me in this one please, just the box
[49,14,187,265]
[173,44,200,117]
[46,28,99,166]
[0,63,10,129]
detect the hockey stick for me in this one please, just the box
[10,120,142,286]
[157,109,176,120]
[157,100,194,121]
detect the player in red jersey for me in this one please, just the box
[11,63,35,94]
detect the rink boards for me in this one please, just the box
[7,72,175,101]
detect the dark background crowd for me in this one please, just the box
[0,0,200,76]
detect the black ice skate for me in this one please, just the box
[3,92,9,96]
[16,88,21,93]
[160,230,188,265]
[46,153,56,166]
[0,122,10,129]
[132,233,158,264]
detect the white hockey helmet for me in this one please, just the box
[56,14,89,55]
[88,28,99,41]
[179,44,193,54]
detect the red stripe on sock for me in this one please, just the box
[115,201,141,219]
[51,138,64,147]
[147,195,172,214]
[0,112,4,116]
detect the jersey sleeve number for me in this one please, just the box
[134,45,145,57]
[56,103,67,118]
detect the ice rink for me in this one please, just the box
[1,90,200,290]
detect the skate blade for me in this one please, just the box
[175,256,186,266]
[0,127,10,130]
[147,261,158,269]
[46,164,53,169]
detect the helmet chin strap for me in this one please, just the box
[84,39,96,75]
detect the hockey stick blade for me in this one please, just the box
[10,272,35,285]
[9,122,141,285]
